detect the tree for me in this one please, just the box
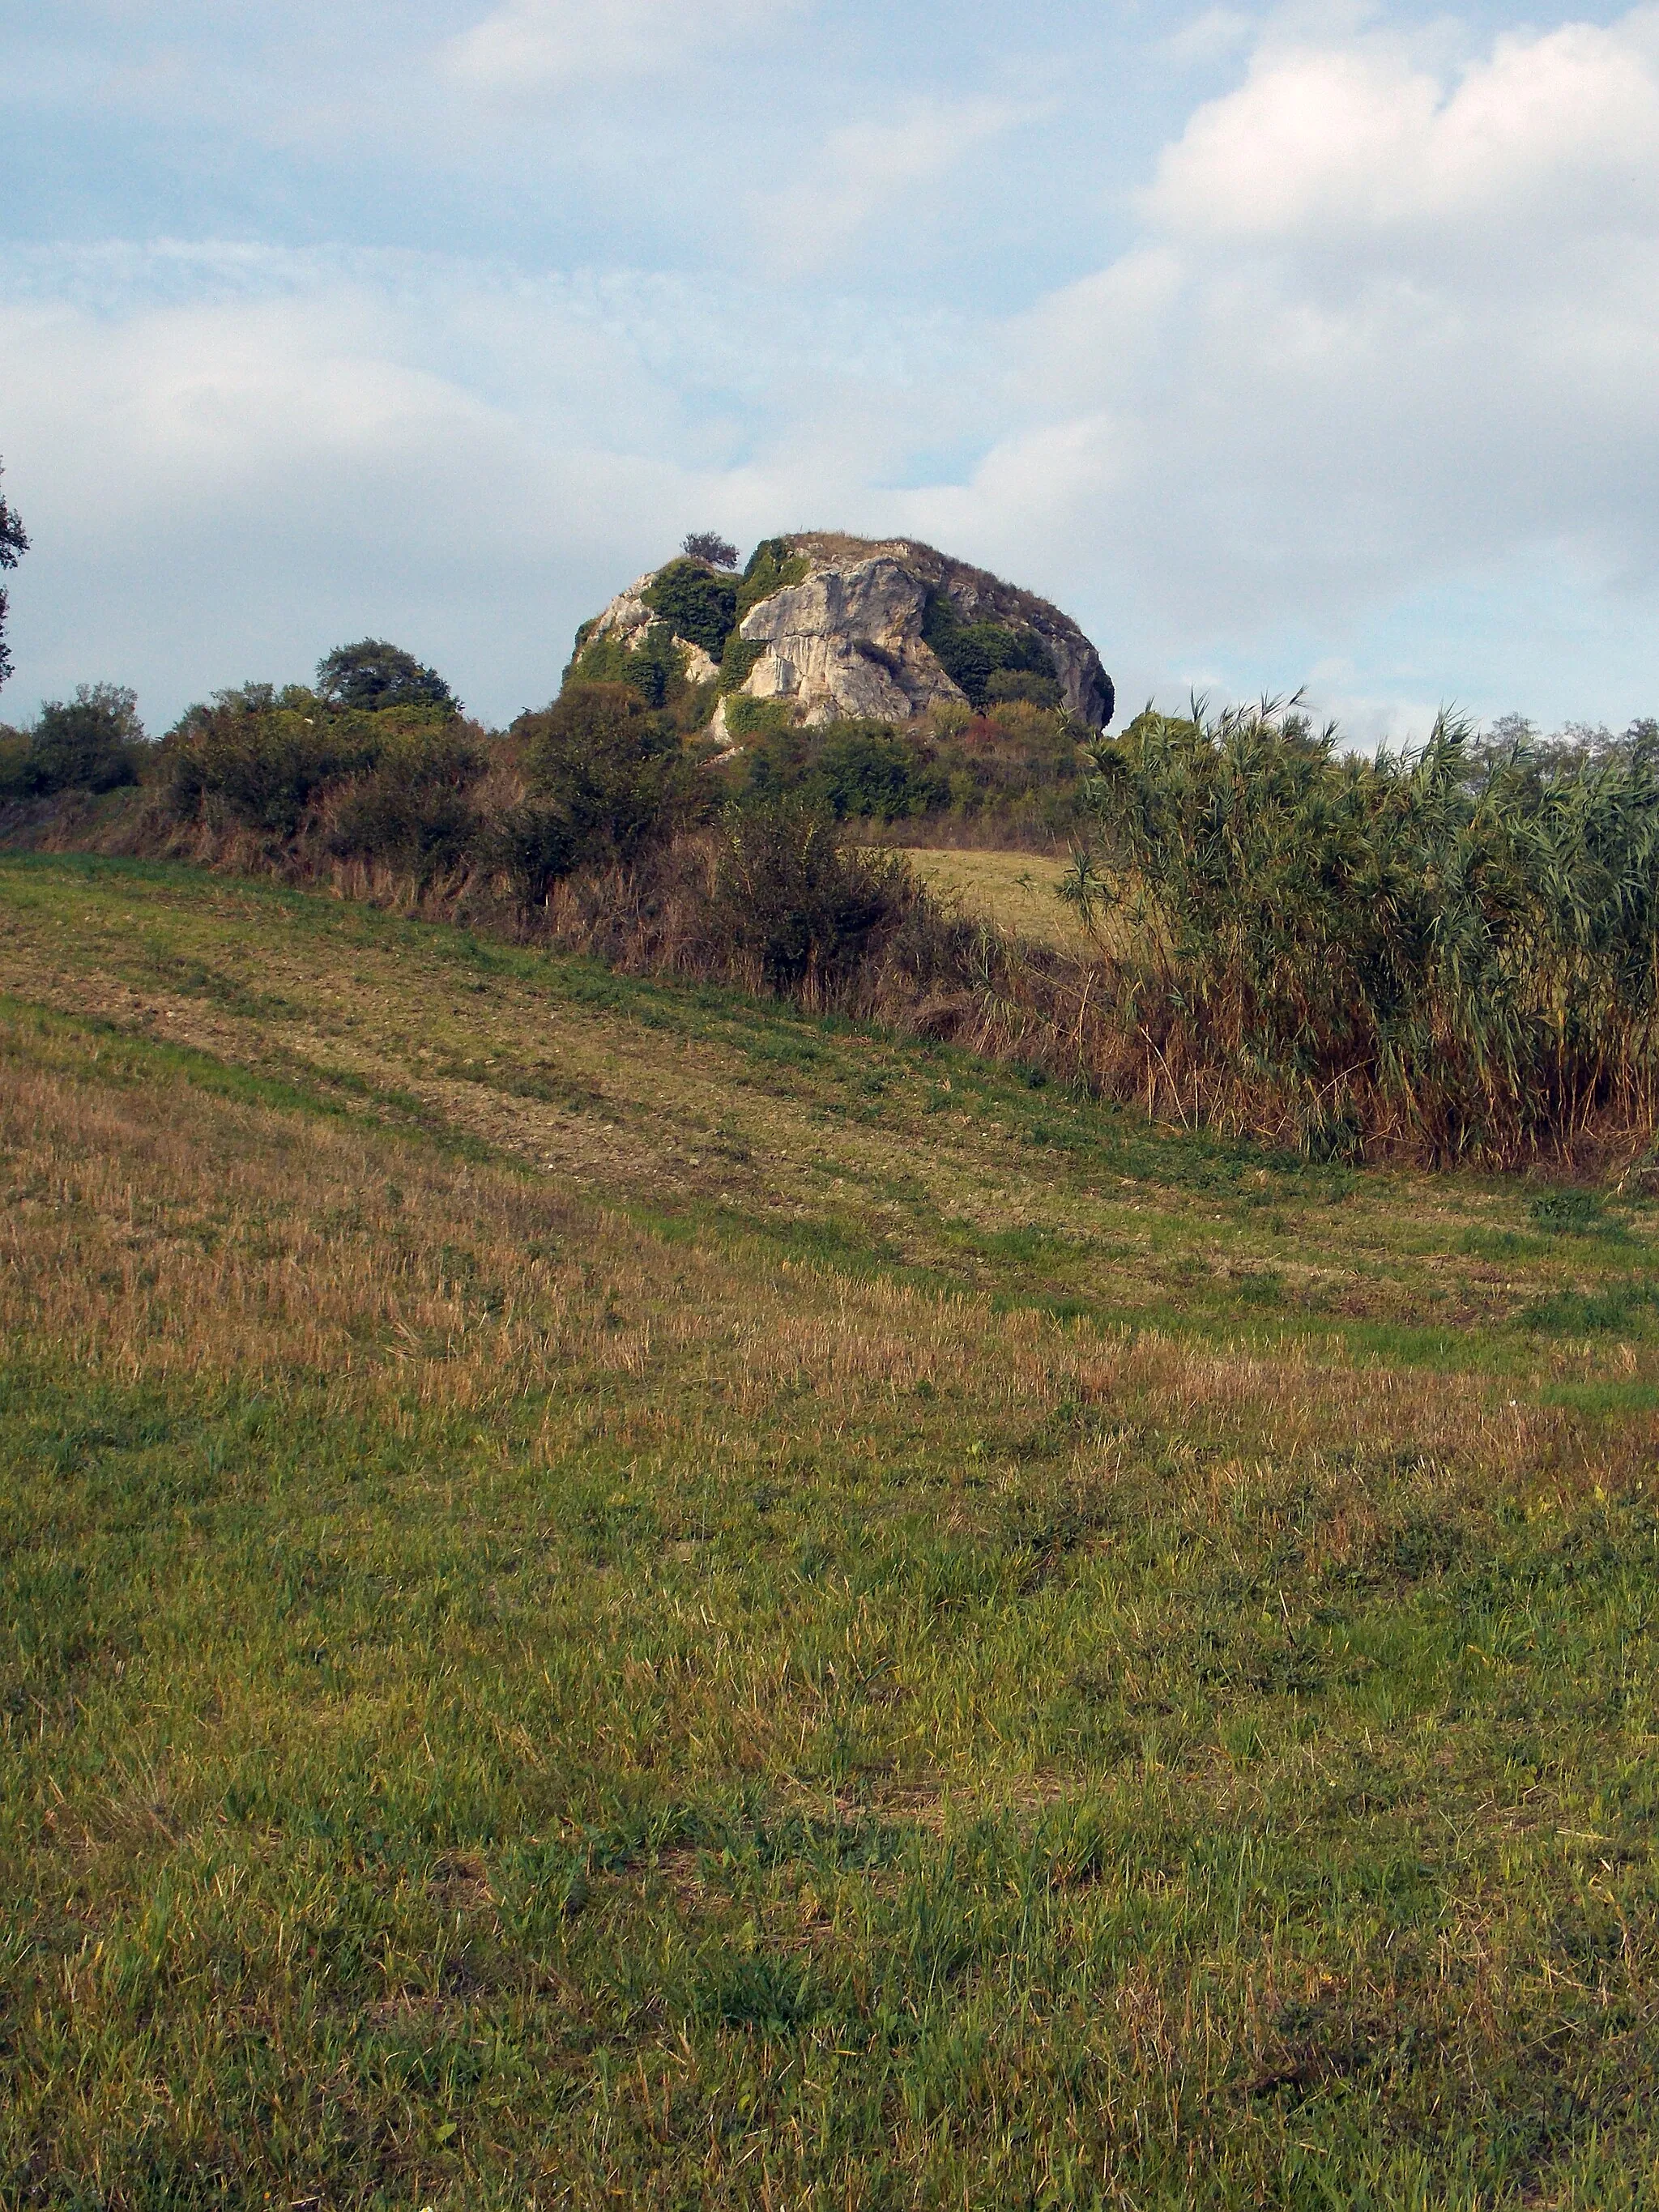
[0,462,28,691]
[682,531,739,570]
[0,683,147,800]
[315,638,457,714]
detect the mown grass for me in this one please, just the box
[5,854,1659,2208]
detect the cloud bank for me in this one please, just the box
[2,5,1657,739]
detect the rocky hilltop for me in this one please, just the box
[567,534,1114,735]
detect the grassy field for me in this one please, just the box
[885,847,1094,956]
[5,851,1659,2209]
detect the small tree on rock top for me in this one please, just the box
[682,531,739,571]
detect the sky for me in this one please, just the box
[2,0,1657,740]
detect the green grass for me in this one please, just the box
[5,855,1659,2207]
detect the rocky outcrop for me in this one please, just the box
[569,533,1114,735]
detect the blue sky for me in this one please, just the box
[2,0,1657,737]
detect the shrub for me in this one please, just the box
[987,668,1063,711]
[162,686,379,836]
[921,594,1057,712]
[568,623,688,711]
[509,682,704,884]
[706,801,911,989]
[0,684,147,798]
[484,803,578,906]
[724,695,796,743]
[719,635,767,695]
[326,722,486,879]
[644,559,739,658]
[737,720,945,820]
[736,538,810,621]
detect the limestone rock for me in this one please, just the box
[568,534,1114,735]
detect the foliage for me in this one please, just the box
[723,693,796,743]
[717,634,767,694]
[1086,698,1659,1159]
[922,591,1059,712]
[642,557,739,658]
[325,722,486,880]
[0,683,147,799]
[707,800,912,987]
[161,684,477,850]
[507,682,704,892]
[0,463,25,696]
[0,461,27,691]
[987,667,1064,710]
[569,621,689,712]
[738,719,947,820]
[736,536,810,622]
[315,637,458,715]
[682,529,739,569]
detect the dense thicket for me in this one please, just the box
[1079,701,1659,1161]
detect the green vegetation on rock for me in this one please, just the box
[643,556,740,658]
[923,590,1059,712]
[736,535,811,621]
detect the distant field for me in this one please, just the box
[888,845,1095,953]
[6,853,1659,2207]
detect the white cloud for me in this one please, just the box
[1145,12,1659,242]
[444,0,800,94]
[898,8,1659,730]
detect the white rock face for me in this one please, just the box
[569,535,1114,734]
[735,558,962,725]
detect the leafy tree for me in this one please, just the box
[683,531,739,569]
[0,462,28,691]
[315,638,457,714]
[0,683,147,799]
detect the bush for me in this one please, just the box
[162,686,379,836]
[0,684,147,798]
[736,720,947,820]
[987,668,1063,711]
[921,594,1057,713]
[568,623,689,713]
[706,801,911,989]
[326,722,485,879]
[736,539,809,622]
[507,682,704,889]
[643,559,738,658]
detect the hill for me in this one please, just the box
[569,533,1115,736]
[6,851,1659,2205]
